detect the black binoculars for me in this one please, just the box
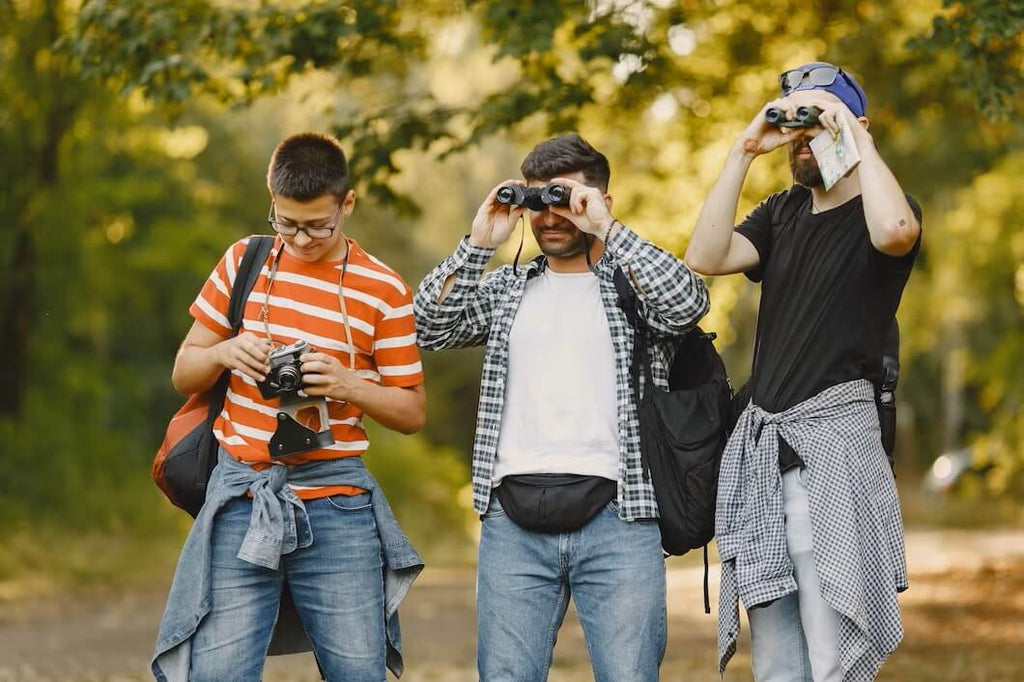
[765,105,822,128]
[495,184,570,211]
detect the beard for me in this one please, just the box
[533,222,589,258]
[789,139,824,188]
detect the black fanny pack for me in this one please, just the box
[495,474,617,534]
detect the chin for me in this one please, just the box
[791,163,824,189]
[287,246,322,261]
[540,242,586,259]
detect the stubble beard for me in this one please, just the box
[534,226,589,259]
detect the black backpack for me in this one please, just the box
[614,269,734,611]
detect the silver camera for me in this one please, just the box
[258,339,310,400]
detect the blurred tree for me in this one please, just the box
[2,0,1023,568]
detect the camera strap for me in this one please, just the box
[259,238,357,369]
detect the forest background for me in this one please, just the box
[1,0,1022,598]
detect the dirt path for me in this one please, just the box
[1,529,1023,681]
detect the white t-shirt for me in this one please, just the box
[493,268,620,483]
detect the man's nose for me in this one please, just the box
[537,208,560,226]
[293,229,313,246]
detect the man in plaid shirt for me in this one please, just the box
[414,133,708,680]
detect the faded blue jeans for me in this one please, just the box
[476,493,666,681]
[747,467,844,682]
[189,493,386,682]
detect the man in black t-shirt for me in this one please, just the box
[686,63,920,681]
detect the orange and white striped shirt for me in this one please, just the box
[190,235,424,498]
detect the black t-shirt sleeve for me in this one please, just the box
[868,194,923,273]
[735,195,778,283]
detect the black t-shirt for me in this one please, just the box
[736,186,922,468]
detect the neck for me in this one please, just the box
[545,237,606,273]
[323,233,350,262]
[810,168,862,212]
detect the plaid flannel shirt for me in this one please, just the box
[717,380,908,680]
[414,224,709,521]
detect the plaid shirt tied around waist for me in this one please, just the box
[717,379,908,681]
[414,225,709,521]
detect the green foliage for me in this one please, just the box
[2,0,1024,591]
[69,0,424,107]
[909,0,1024,119]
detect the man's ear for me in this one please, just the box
[604,193,614,212]
[858,116,870,131]
[342,189,357,216]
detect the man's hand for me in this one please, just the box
[547,176,616,239]
[300,351,363,401]
[736,99,798,157]
[215,332,271,382]
[800,96,871,143]
[469,180,526,248]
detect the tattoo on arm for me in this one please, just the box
[899,219,907,227]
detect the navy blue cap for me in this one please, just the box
[782,62,868,117]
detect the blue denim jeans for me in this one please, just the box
[747,468,843,682]
[477,494,666,681]
[189,493,386,682]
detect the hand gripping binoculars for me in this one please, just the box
[765,105,822,128]
[495,183,570,211]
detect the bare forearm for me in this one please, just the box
[686,144,755,273]
[856,134,920,255]
[346,382,425,435]
[172,343,226,395]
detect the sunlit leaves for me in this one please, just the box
[909,0,1024,119]
[69,0,426,106]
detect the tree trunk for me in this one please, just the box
[0,0,65,416]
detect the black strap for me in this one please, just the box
[881,320,899,393]
[613,267,653,403]
[229,236,275,334]
[703,544,711,614]
[195,236,275,488]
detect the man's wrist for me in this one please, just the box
[458,235,497,267]
[330,377,363,405]
[729,140,759,164]
[209,341,228,370]
[851,124,875,151]
[601,219,619,243]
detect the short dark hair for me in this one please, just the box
[520,133,611,192]
[267,133,350,202]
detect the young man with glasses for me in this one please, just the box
[686,63,920,681]
[414,133,709,681]
[152,132,425,681]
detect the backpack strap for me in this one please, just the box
[197,235,275,487]
[613,267,653,402]
[878,320,900,464]
[227,236,275,332]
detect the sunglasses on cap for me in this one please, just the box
[778,64,845,91]
[778,63,866,114]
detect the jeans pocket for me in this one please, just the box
[324,491,372,512]
[481,493,505,519]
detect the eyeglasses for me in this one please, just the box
[266,201,342,239]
